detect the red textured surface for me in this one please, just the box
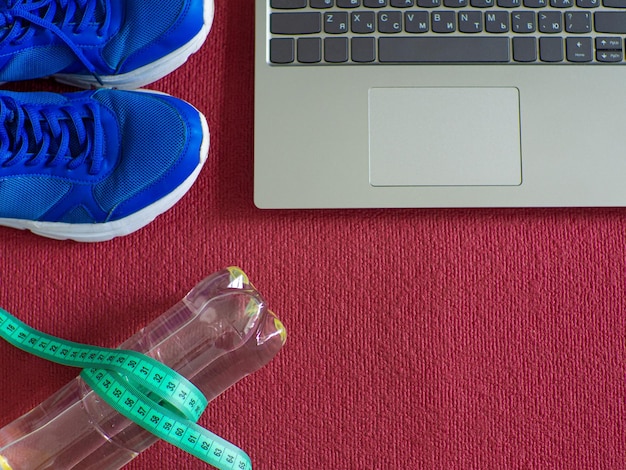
[1,2,625,469]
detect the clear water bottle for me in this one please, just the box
[0,267,286,470]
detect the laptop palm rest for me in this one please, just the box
[369,87,522,187]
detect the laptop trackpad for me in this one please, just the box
[369,87,521,186]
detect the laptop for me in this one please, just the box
[254,0,626,208]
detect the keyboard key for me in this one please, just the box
[550,0,574,7]
[271,13,322,34]
[417,0,441,7]
[405,11,430,32]
[270,38,295,63]
[310,0,334,7]
[458,11,484,32]
[597,50,623,61]
[497,0,521,7]
[271,0,307,8]
[513,37,537,61]
[378,11,403,32]
[391,0,415,6]
[297,37,322,62]
[566,37,593,61]
[364,0,388,6]
[325,37,349,61]
[325,12,349,33]
[540,36,564,61]
[432,11,457,31]
[378,36,509,62]
[512,12,537,32]
[603,0,626,6]
[524,0,548,7]
[565,11,592,32]
[352,11,376,32]
[352,37,376,61]
[337,0,361,7]
[485,11,510,32]
[444,0,468,6]
[539,11,563,32]
[595,12,626,32]
[596,36,622,49]
[470,0,495,7]
[576,0,600,7]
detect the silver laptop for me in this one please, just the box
[254,0,626,208]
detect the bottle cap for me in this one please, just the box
[0,455,12,470]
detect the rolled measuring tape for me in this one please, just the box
[0,308,252,470]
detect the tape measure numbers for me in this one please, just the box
[0,308,252,470]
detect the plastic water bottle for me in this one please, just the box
[0,267,286,470]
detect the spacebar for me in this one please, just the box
[379,37,510,63]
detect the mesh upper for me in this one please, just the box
[0,177,71,219]
[102,1,183,70]
[0,46,75,82]
[92,90,187,214]
[0,90,69,106]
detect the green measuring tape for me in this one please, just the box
[0,308,252,470]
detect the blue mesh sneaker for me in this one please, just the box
[0,0,214,88]
[0,88,209,241]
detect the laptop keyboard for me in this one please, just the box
[268,0,626,63]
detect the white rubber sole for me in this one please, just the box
[0,111,210,242]
[54,0,215,89]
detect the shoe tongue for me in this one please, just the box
[95,0,106,23]
[4,113,19,152]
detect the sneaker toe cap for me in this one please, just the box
[92,89,208,222]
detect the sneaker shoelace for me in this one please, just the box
[1,0,108,84]
[0,95,104,175]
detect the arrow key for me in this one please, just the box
[597,51,623,62]
[596,36,622,50]
[566,37,592,62]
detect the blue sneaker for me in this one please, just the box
[0,88,209,241]
[0,0,214,88]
